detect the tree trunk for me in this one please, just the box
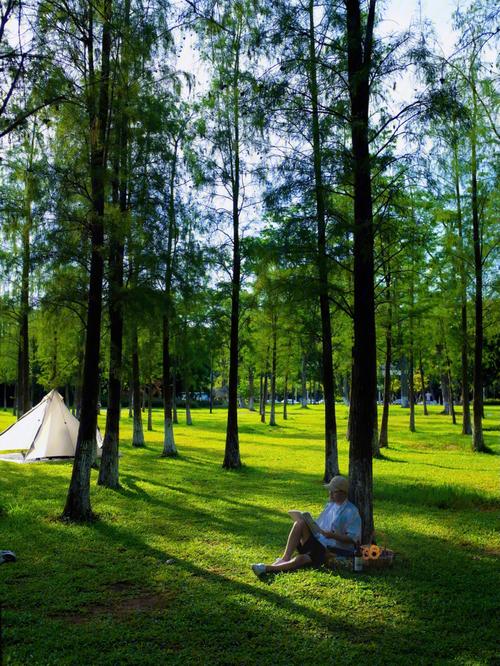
[409,349,415,432]
[248,366,255,411]
[223,42,242,469]
[161,140,179,457]
[259,372,264,416]
[99,82,127,487]
[400,354,409,408]
[269,322,277,426]
[173,372,178,425]
[441,372,451,415]
[300,354,308,408]
[449,369,457,425]
[132,325,144,447]
[261,371,268,424]
[186,387,193,425]
[209,355,214,414]
[346,0,377,543]
[147,384,153,431]
[17,159,34,418]
[379,306,392,448]
[419,353,428,416]
[283,372,288,420]
[470,85,485,451]
[452,144,472,435]
[63,0,111,522]
[162,317,177,456]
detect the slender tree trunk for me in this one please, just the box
[269,322,277,427]
[308,0,338,479]
[223,41,242,469]
[409,349,416,432]
[283,372,288,420]
[99,78,127,487]
[74,333,84,419]
[261,371,268,424]
[379,303,392,448]
[147,384,153,431]
[259,373,264,416]
[453,144,472,435]
[128,385,133,418]
[248,366,255,411]
[372,409,380,458]
[470,85,485,451]
[161,142,179,457]
[18,151,35,418]
[346,0,377,543]
[173,371,178,425]
[300,354,308,408]
[441,372,450,415]
[186,386,193,426]
[209,355,214,414]
[419,352,428,416]
[132,325,144,447]
[63,0,112,521]
[449,369,457,425]
[400,354,409,408]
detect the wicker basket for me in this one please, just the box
[361,546,395,569]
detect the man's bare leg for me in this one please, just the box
[265,554,312,573]
[281,519,311,561]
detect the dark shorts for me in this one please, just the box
[297,535,328,567]
[297,536,353,567]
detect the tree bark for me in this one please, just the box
[248,366,255,411]
[223,38,242,469]
[452,144,472,435]
[147,384,153,431]
[379,303,392,448]
[409,349,416,432]
[470,83,485,451]
[269,320,277,426]
[209,354,214,414]
[186,386,193,425]
[300,353,308,408]
[261,370,268,424]
[63,0,112,521]
[131,325,145,447]
[345,0,377,543]
[99,65,128,487]
[161,140,179,457]
[283,372,288,420]
[419,353,428,416]
[308,0,338,480]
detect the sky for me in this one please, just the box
[383,0,459,56]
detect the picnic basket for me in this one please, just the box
[360,544,394,569]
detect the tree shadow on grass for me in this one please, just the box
[8,508,497,665]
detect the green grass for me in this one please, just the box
[1,404,499,665]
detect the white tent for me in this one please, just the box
[0,390,102,461]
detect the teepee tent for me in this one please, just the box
[0,390,102,461]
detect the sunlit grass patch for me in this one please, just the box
[0,404,499,664]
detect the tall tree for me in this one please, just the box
[345,0,377,542]
[63,0,113,521]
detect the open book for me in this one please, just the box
[288,510,321,536]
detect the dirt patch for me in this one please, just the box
[52,590,176,624]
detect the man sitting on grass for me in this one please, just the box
[251,475,361,578]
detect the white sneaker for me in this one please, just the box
[251,563,267,577]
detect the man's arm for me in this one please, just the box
[319,528,354,544]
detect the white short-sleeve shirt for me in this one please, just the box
[315,500,362,551]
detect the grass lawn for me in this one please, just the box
[1,404,499,665]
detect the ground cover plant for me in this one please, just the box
[1,404,499,665]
